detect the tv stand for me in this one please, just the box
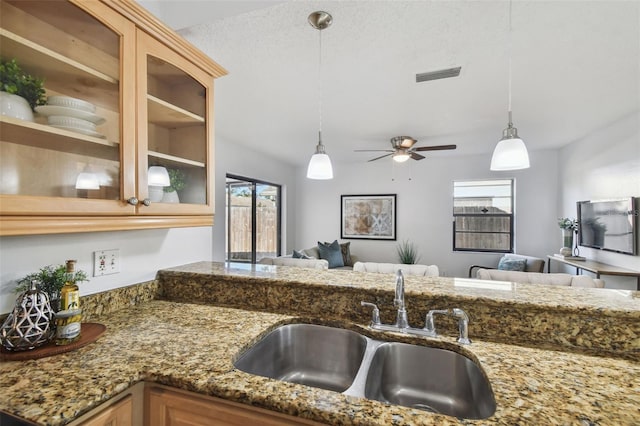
[547,255,640,290]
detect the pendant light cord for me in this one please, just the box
[507,0,513,125]
[318,26,323,142]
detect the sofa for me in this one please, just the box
[353,261,439,277]
[257,257,328,269]
[258,241,358,271]
[476,269,605,288]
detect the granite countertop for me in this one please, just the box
[2,300,639,425]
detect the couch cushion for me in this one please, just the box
[258,257,328,269]
[317,240,345,268]
[302,246,320,259]
[353,262,439,277]
[497,257,527,271]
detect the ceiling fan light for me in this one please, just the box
[392,152,411,163]
[307,152,333,179]
[490,134,530,171]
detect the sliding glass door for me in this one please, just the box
[225,175,281,263]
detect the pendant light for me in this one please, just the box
[490,0,530,171]
[306,11,334,180]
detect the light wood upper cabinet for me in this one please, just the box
[0,0,225,236]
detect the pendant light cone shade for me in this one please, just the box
[148,166,170,186]
[307,132,333,179]
[306,11,334,180]
[75,172,99,190]
[491,0,530,171]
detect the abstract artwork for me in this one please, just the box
[341,194,396,240]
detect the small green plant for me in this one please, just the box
[557,217,578,231]
[397,240,420,264]
[164,168,186,193]
[0,58,46,110]
[15,264,88,302]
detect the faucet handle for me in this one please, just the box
[451,308,471,345]
[361,301,381,326]
[423,309,449,336]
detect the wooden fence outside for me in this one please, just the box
[227,206,278,259]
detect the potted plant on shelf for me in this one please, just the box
[15,264,88,312]
[162,168,186,203]
[0,58,46,121]
[557,217,578,256]
[397,240,420,264]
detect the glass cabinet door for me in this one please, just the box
[0,0,136,215]
[136,30,213,215]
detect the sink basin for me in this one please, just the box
[364,342,496,419]
[235,324,496,420]
[234,324,368,392]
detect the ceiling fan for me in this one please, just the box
[355,136,457,163]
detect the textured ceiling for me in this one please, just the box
[148,1,640,167]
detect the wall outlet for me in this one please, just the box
[94,249,120,277]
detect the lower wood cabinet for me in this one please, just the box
[146,385,323,426]
[64,382,321,426]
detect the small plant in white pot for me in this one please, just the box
[162,168,186,203]
[0,58,46,121]
[397,240,420,264]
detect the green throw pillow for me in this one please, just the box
[317,240,344,268]
[497,257,527,271]
[324,241,352,267]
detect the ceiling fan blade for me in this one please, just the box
[413,144,457,152]
[410,152,426,161]
[368,153,393,162]
[354,149,394,153]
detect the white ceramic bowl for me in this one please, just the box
[47,115,96,131]
[47,96,96,113]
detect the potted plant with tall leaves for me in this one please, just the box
[397,240,420,264]
[0,58,46,121]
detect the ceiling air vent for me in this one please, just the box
[416,66,461,83]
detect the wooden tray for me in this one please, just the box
[0,323,106,361]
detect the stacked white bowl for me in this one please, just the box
[39,95,104,137]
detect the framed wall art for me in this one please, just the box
[341,194,396,240]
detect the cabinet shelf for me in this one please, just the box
[0,116,119,161]
[147,94,204,128]
[0,28,119,111]
[148,151,205,168]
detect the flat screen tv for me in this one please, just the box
[577,198,638,255]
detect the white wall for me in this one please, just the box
[294,149,559,278]
[211,136,298,261]
[0,227,212,314]
[557,112,640,289]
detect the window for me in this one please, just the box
[225,175,281,263]
[453,179,514,252]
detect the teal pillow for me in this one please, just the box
[324,241,352,267]
[497,257,526,271]
[317,240,345,268]
[292,249,310,259]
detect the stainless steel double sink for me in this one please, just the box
[234,324,496,419]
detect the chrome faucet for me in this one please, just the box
[452,308,471,345]
[393,270,409,329]
[422,309,449,337]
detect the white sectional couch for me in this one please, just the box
[257,257,328,269]
[353,261,439,277]
[476,269,605,288]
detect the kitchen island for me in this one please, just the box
[1,262,639,425]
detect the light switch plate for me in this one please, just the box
[94,249,120,276]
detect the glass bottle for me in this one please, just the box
[56,260,82,345]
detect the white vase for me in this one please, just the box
[0,91,34,121]
[148,186,164,202]
[162,190,180,203]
